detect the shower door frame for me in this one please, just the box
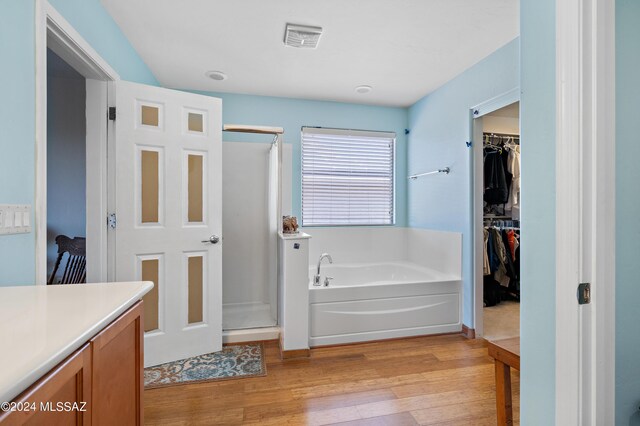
[220,127,284,335]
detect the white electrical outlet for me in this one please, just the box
[0,205,32,235]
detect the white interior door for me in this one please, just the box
[113,81,222,367]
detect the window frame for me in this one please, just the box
[300,126,396,227]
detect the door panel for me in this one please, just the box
[114,81,222,367]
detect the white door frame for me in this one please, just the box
[35,1,119,284]
[556,0,615,423]
[470,87,520,337]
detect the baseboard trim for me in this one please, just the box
[461,324,476,339]
[279,336,310,359]
[280,348,311,359]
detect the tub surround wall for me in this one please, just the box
[406,228,462,278]
[304,227,461,279]
[304,227,407,265]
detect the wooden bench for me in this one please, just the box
[487,337,520,426]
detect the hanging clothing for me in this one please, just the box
[483,225,521,305]
[505,146,521,215]
[484,149,509,205]
[491,228,511,287]
[483,228,491,276]
[500,229,518,279]
[487,228,501,274]
[507,229,518,260]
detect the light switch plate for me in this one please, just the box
[0,205,31,235]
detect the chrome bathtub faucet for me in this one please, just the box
[314,253,333,286]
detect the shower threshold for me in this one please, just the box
[223,302,277,330]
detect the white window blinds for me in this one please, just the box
[301,127,395,226]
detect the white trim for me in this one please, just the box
[469,88,520,337]
[471,116,485,337]
[85,80,109,283]
[591,0,616,422]
[470,87,519,119]
[35,1,118,284]
[106,81,117,281]
[555,0,582,418]
[556,0,615,423]
[34,0,47,284]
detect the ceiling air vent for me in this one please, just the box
[284,24,323,49]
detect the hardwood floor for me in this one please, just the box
[144,334,520,425]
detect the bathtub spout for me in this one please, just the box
[314,253,333,286]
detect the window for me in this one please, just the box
[301,127,395,226]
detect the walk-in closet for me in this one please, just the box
[479,102,521,340]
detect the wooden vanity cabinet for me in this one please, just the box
[0,302,144,426]
[90,302,143,425]
[0,344,92,426]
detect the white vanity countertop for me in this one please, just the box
[0,281,153,403]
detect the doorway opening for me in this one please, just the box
[46,49,87,284]
[36,5,119,284]
[474,101,521,340]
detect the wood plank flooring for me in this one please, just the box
[144,334,520,425]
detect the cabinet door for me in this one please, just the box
[0,344,92,426]
[90,302,143,426]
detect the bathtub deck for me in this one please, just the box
[144,334,520,425]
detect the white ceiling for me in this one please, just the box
[101,0,519,107]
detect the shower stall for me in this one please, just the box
[221,125,284,331]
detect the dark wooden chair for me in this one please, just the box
[48,235,87,284]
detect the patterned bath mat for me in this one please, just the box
[144,343,266,389]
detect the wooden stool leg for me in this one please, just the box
[495,360,513,426]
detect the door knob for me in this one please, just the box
[201,235,220,244]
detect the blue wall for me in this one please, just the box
[0,0,36,284]
[616,0,640,423]
[406,38,519,327]
[194,91,409,226]
[520,0,557,423]
[0,0,157,286]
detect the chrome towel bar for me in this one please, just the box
[408,167,450,180]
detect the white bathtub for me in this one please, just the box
[308,261,461,346]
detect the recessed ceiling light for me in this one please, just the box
[355,85,372,94]
[205,70,227,81]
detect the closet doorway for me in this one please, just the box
[473,99,521,340]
